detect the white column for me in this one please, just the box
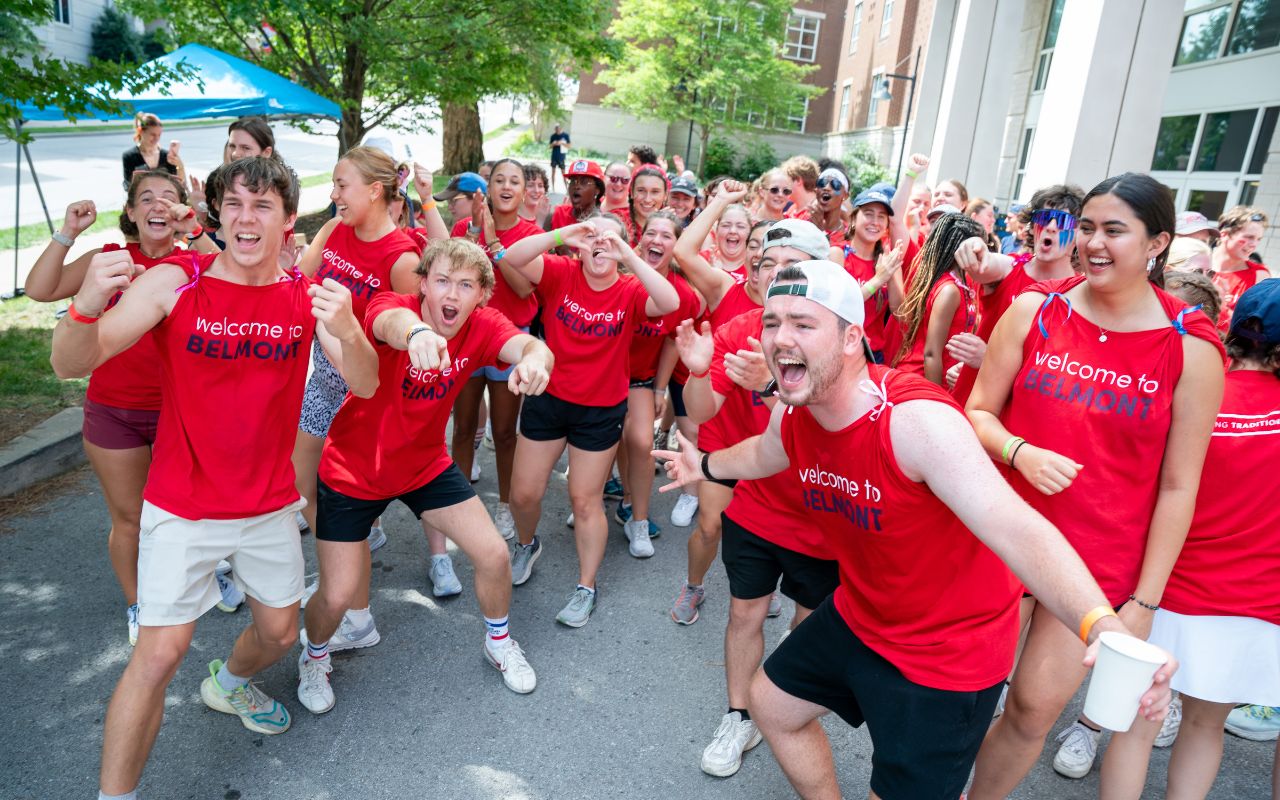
[926,0,997,186]
[965,0,1029,201]
[909,0,959,171]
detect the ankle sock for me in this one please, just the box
[576,584,596,595]
[306,638,329,661]
[431,553,451,565]
[99,791,138,800]
[345,607,373,628]
[484,615,510,648]
[687,582,703,591]
[215,663,248,693]
[730,707,751,721]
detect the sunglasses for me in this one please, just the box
[816,176,846,193]
[768,186,793,196]
[608,175,631,186]
[1031,209,1078,249]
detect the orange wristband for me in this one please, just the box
[67,302,100,324]
[1079,605,1118,644]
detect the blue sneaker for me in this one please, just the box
[199,660,291,735]
[1225,705,1280,741]
[603,477,624,499]
[613,502,660,537]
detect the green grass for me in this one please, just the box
[24,118,235,136]
[298,172,331,189]
[0,211,123,253]
[483,122,518,142]
[502,130,615,163]
[0,297,85,443]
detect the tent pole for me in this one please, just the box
[23,141,54,236]
[12,122,20,299]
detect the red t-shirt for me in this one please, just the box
[715,310,829,559]
[315,223,417,322]
[550,203,580,231]
[826,227,847,248]
[1212,263,1271,333]
[404,226,430,253]
[1161,370,1280,625]
[628,271,700,381]
[451,215,544,328]
[779,365,1020,691]
[145,253,315,519]
[320,294,519,499]
[999,276,1226,604]
[953,254,1036,405]
[889,272,979,377]
[534,255,650,406]
[783,204,811,222]
[708,281,761,329]
[86,242,184,410]
[843,250,890,355]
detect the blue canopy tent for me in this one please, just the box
[9,43,340,295]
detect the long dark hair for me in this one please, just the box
[1081,173,1173,289]
[892,213,984,365]
[485,158,526,215]
[119,169,187,239]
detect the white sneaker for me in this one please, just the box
[216,559,232,575]
[671,493,699,527]
[1154,695,1182,748]
[323,613,381,653]
[470,461,482,483]
[701,711,763,777]
[994,682,1009,718]
[483,422,495,450]
[300,577,319,609]
[126,604,140,647]
[766,591,783,618]
[215,571,245,612]
[1052,721,1099,779]
[624,519,655,558]
[367,524,387,552]
[296,650,335,714]
[495,502,516,541]
[484,639,537,694]
[566,511,575,527]
[295,511,310,533]
[429,554,463,597]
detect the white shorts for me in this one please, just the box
[1148,608,1280,706]
[136,498,307,626]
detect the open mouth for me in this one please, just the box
[441,304,459,324]
[644,245,665,265]
[723,234,742,248]
[498,192,514,203]
[775,354,807,388]
[1039,235,1056,251]
[1087,256,1113,271]
[234,232,262,249]
[146,215,169,231]
[821,192,833,204]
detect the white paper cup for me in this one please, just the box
[1082,631,1168,732]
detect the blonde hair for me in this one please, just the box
[340,145,401,204]
[1164,270,1222,324]
[415,238,494,297]
[1218,205,1268,235]
[781,156,819,191]
[1166,237,1211,272]
[133,112,161,143]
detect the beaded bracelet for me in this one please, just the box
[1129,595,1159,611]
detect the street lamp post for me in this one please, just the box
[872,46,921,185]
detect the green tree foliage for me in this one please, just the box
[598,0,820,176]
[738,139,777,181]
[843,142,890,194]
[91,6,145,64]
[126,0,615,163]
[2,0,190,142]
[700,138,737,179]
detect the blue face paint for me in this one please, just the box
[1032,209,1077,250]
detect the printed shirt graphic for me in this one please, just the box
[716,310,829,559]
[779,365,1020,691]
[1161,370,1280,624]
[146,253,316,519]
[999,276,1225,604]
[628,271,700,381]
[321,293,518,500]
[534,254,650,406]
[313,223,417,322]
[86,242,185,410]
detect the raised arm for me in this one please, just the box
[890,153,929,246]
[26,201,101,301]
[297,218,341,279]
[412,162,450,243]
[598,230,679,316]
[954,236,1015,287]
[475,199,534,299]
[501,222,595,286]
[50,255,183,378]
[310,279,378,398]
[673,182,745,307]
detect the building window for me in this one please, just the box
[782,97,810,133]
[784,13,821,62]
[1196,109,1258,171]
[1013,127,1035,199]
[867,70,884,127]
[1152,114,1201,171]
[53,0,70,25]
[1033,0,1066,91]
[1226,0,1280,55]
[1247,106,1279,173]
[1175,2,1231,64]
[838,84,852,130]
[849,1,863,53]
[708,14,738,38]
[880,0,894,39]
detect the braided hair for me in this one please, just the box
[892,213,984,366]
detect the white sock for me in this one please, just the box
[345,607,373,627]
[99,792,137,800]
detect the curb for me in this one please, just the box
[0,407,86,498]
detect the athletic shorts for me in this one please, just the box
[136,498,306,626]
[763,596,1003,800]
[316,466,475,543]
[519,391,626,452]
[668,379,687,418]
[720,513,838,610]
[82,398,159,449]
[550,151,566,167]
[299,342,347,438]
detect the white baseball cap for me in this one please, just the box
[767,260,865,326]
[762,219,831,259]
[1175,211,1218,236]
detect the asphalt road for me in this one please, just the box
[2,451,1273,799]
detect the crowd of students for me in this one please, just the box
[26,113,1278,800]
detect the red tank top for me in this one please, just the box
[450,216,544,327]
[953,254,1036,405]
[709,281,761,329]
[1212,263,1270,333]
[86,242,184,410]
[843,249,890,354]
[145,253,316,519]
[315,224,416,322]
[1161,370,1280,624]
[890,272,978,376]
[779,366,1020,691]
[999,275,1225,603]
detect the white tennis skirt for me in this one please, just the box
[1148,609,1280,706]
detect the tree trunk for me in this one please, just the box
[338,107,364,157]
[697,125,711,179]
[443,101,485,175]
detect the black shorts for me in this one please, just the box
[316,466,475,543]
[550,151,566,167]
[519,391,626,452]
[720,513,838,610]
[668,379,687,417]
[764,597,1003,800]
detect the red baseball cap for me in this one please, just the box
[566,159,605,181]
